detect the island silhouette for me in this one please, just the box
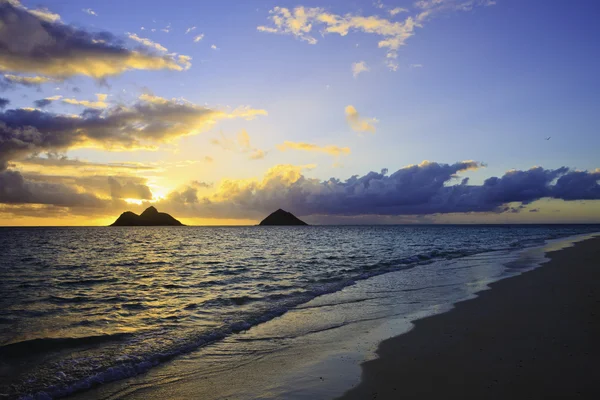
[259,209,308,225]
[110,206,184,226]
[110,207,307,226]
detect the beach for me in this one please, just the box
[340,236,600,399]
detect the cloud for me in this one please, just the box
[0,162,160,218]
[257,6,418,63]
[186,26,196,34]
[193,34,205,43]
[352,61,369,78]
[15,155,158,175]
[211,44,218,50]
[249,149,267,160]
[409,63,423,68]
[0,94,267,170]
[155,161,600,220]
[61,93,109,109]
[0,169,107,207]
[27,7,61,23]
[258,3,494,70]
[127,33,168,52]
[257,7,323,45]
[1,74,54,89]
[108,177,152,200]
[276,141,350,157]
[374,0,385,9]
[0,98,9,109]
[82,8,98,16]
[389,7,408,16]
[32,99,52,108]
[158,164,316,214]
[33,95,62,108]
[345,105,377,133]
[2,161,599,221]
[0,1,189,79]
[167,180,213,204]
[210,129,267,160]
[176,54,193,70]
[414,0,496,20]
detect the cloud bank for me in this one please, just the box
[0,94,267,170]
[1,160,599,221]
[153,161,600,219]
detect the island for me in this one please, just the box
[259,209,308,226]
[110,206,185,226]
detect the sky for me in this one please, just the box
[0,0,599,225]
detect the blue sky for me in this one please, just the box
[1,0,599,224]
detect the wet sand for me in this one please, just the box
[340,236,600,400]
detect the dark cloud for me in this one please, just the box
[21,172,151,201]
[167,181,213,204]
[0,96,266,170]
[481,167,569,204]
[551,170,600,200]
[0,169,107,207]
[0,97,8,109]
[108,177,152,200]
[0,1,188,79]
[157,162,600,219]
[33,98,53,108]
[18,155,156,171]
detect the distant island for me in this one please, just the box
[110,206,184,226]
[259,209,308,226]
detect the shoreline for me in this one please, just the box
[63,233,596,400]
[339,235,600,399]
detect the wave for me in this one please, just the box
[0,333,133,358]
[9,230,597,399]
[59,278,118,286]
[49,294,91,304]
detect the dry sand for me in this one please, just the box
[340,236,600,400]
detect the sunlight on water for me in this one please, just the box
[0,225,598,398]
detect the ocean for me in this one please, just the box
[1,225,598,399]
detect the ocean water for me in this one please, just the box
[0,225,598,399]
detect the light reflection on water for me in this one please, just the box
[0,225,598,398]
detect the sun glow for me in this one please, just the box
[124,198,144,205]
[148,185,172,201]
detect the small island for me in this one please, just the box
[259,209,308,226]
[110,206,184,226]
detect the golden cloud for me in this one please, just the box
[0,94,267,169]
[345,105,377,133]
[210,129,268,160]
[3,74,54,87]
[352,61,369,78]
[277,141,351,157]
[0,1,189,78]
[259,2,495,70]
[62,94,109,109]
[127,33,168,52]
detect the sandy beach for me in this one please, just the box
[340,236,600,399]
